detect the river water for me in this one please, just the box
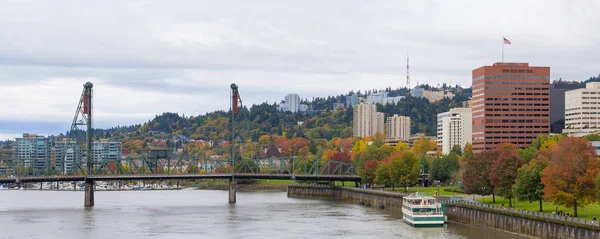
[0,190,521,239]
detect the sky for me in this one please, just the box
[1,0,599,139]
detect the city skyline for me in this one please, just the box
[1,1,599,139]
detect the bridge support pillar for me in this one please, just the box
[84,180,95,207]
[229,179,236,204]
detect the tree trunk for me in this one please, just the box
[392,185,395,191]
[509,197,512,208]
[492,193,496,203]
[539,198,543,212]
[574,200,578,217]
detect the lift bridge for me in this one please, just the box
[0,83,360,207]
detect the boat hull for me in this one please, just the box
[402,211,445,227]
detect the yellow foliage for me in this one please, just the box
[394,142,408,151]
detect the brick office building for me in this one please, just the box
[471,62,550,152]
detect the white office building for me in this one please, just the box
[564,82,600,137]
[284,94,301,113]
[437,108,472,155]
[14,133,51,169]
[386,115,410,141]
[367,91,388,105]
[54,140,83,173]
[91,140,122,164]
[353,103,384,137]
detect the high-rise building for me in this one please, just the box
[550,80,579,134]
[346,93,359,107]
[14,133,51,169]
[282,94,301,113]
[437,108,472,155]
[53,140,82,173]
[91,140,122,164]
[353,103,384,137]
[471,62,550,152]
[386,115,410,141]
[563,82,600,137]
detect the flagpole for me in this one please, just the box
[502,37,504,63]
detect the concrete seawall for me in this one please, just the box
[288,184,600,239]
[287,184,404,210]
[446,202,600,239]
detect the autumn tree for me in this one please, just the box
[394,141,409,151]
[489,144,524,207]
[513,149,550,212]
[411,138,437,156]
[542,137,600,217]
[360,159,378,185]
[389,151,420,192]
[352,140,368,153]
[462,151,496,202]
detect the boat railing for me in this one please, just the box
[411,211,444,216]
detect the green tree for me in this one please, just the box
[513,150,550,212]
[431,153,460,184]
[419,155,431,174]
[450,144,462,156]
[375,163,391,187]
[389,151,420,192]
[583,133,600,141]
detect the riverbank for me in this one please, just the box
[476,196,600,221]
[190,179,294,192]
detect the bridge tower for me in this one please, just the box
[70,82,94,206]
[229,83,241,204]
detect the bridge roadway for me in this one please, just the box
[0,173,361,184]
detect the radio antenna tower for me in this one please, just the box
[406,53,410,89]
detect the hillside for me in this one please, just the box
[67,87,471,144]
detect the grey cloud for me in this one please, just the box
[0,0,599,136]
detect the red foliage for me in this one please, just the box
[329,151,352,163]
[489,146,524,198]
[462,150,497,195]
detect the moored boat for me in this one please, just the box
[402,192,445,227]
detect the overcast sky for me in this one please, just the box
[1,0,599,139]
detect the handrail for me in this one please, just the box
[445,200,600,229]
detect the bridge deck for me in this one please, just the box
[0,174,361,184]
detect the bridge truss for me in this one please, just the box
[0,156,358,178]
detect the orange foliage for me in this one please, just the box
[541,137,600,216]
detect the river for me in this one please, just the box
[0,190,522,239]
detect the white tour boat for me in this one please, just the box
[402,192,445,227]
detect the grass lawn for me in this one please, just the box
[255,179,297,186]
[476,196,600,220]
[383,186,466,196]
